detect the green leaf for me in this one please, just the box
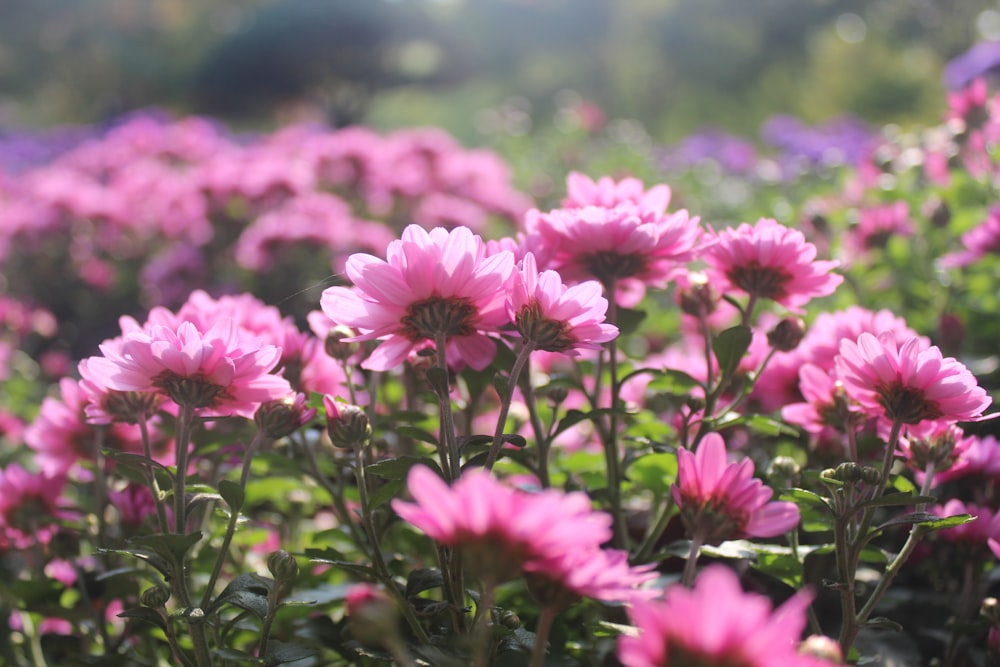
[622,367,702,395]
[741,414,801,437]
[406,568,444,597]
[615,307,647,336]
[857,492,937,510]
[627,452,678,495]
[752,552,803,589]
[875,512,941,532]
[130,531,203,566]
[117,607,167,632]
[213,647,261,663]
[264,640,319,666]
[367,456,441,481]
[394,426,439,446]
[219,480,245,512]
[211,573,273,618]
[368,479,405,509]
[891,475,916,493]
[426,367,450,397]
[552,407,618,438]
[864,617,903,632]
[712,325,753,380]
[915,513,975,533]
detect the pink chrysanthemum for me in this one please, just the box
[525,548,656,610]
[940,205,1000,268]
[0,464,71,550]
[835,332,991,426]
[561,171,671,212]
[617,565,817,667]
[846,201,915,256]
[781,364,855,435]
[83,317,292,418]
[703,218,842,311]
[320,225,514,371]
[673,434,800,545]
[507,252,618,354]
[392,466,614,585]
[528,191,702,301]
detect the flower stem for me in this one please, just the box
[681,534,703,587]
[602,281,626,549]
[173,404,196,533]
[635,495,676,563]
[434,332,460,481]
[138,413,170,533]
[529,606,558,667]
[485,341,533,472]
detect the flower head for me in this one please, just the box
[941,205,1000,268]
[507,253,618,353]
[617,565,816,667]
[0,464,71,550]
[320,225,514,371]
[673,434,800,545]
[703,218,842,311]
[835,332,991,427]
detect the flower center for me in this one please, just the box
[666,643,754,667]
[156,374,227,409]
[583,251,646,283]
[726,262,792,300]
[515,302,574,352]
[877,383,942,424]
[678,497,748,546]
[400,296,478,341]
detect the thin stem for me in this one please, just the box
[634,495,676,563]
[173,404,196,534]
[681,535,704,587]
[301,439,368,549]
[472,580,497,667]
[521,375,552,487]
[137,413,170,533]
[434,332,460,481]
[91,426,109,548]
[200,431,269,609]
[485,341,534,472]
[529,607,558,667]
[602,281,626,549]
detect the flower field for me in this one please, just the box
[3,71,1000,667]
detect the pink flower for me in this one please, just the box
[940,205,1000,268]
[0,464,70,549]
[617,565,815,667]
[932,499,999,548]
[83,317,292,417]
[932,434,1000,485]
[561,172,671,212]
[703,218,842,311]
[392,466,614,585]
[525,548,656,610]
[320,225,515,371]
[781,364,854,435]
[673,434,800,545]
[846,201,914,256]
[835,332,991,426]
[507,253,618,353]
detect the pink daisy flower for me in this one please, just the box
[392,466,612,584]
[507,252,618,353]
[561,171,671,212]
[0,464,71,550]
[83,317,292,418]
[781,364,855,435]
[835,332,991,426]
[525,548,656,610]
[703,218,842,311]
[617,565,816,667]
[320,225,515,371]
[673,434,800,545]
[846,201,915,256]
[940,205,1000,268]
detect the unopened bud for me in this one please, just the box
[924,196,951,228]
[141,586,171,608]
[267,549,299,582]
[346,583,398,647]
[799,634,843,663]
[835,462,863,483]
[324,326,358,362]
[767,456,801,488]
[324,396,371,449]
[677,272,720,318]
[545,385,569,407]
[685,395,706,414]
[497,609,521,629]
[860,466,881,485]
[982,597,1000,624]
[767,318,806,352]
[255,393,317,439]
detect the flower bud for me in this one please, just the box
[545,385,569,407]
[141,585,171,608]
[982,597,1000,624]
[267,549,300,583]
[767,456,801,488]
[497,609,521,629]
[677,272,719,318]
[346,583,398,647]
[255,393,317,439]
[798,634,843,663]
[767,318,806,352]
[324,396,371,449]
[324,326,358,362]
[835,462,863,483]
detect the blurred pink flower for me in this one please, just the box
[320,225,514,371]
[673,434,800,545]
[561,172,671,212]
[932,499,998,548]
[703,218,842,311]
[835,332,991,426]
[932,434,1000,485]
[525,547,656,610]
[507,252,618,353]
[0,464,70,549]
[393,466,614,585]
[846,201,914,256]
[941,205,1000,268]
[617,565,816,667]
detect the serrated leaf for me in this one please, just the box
[219,479,245,512]
[367,456,441,481]
[406,568,444,597]
[712,325,753,380]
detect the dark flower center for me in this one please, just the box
[400,296,478,341]
[726,262,792,300]
[666,643,754,667]
[156,374,226,409]
[877,383,941,424]
[583,251,646,283]
[516,302,574,352]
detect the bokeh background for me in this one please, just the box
[2,0,998,142]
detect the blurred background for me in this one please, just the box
[2,0,999,144]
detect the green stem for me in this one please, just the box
[484,341,534,472]
[520,372,552,487]
[173,404,196,533]
[137,413,170,533]
[200,431,269,609]
[302,438,368,550]
[635,496,676,563]
[681,534,703,587]
[473,580,498,667]
[434,332,460,481]
[529,606,558,667]
[603,282,626,549]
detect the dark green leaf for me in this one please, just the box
[219,479,245,512]
[117,607,167,632]
[405,568,444,597]
[741,414,801,437]
[915,513,975,533]
[368,478,405,509]
[864,617,903,632]
[712,325,753,380]
[857,492,937,510]
[130,531,203,566]
[214,647,261,663]
[394,426,439,446]
[615,307,647,336]
[875,512,941,532]
[367,456,441,481]
[752,552,804,589]
[552,407,618,438]
[211,573,273,618]
[264,640,318,666]
[780,488,834,513]
[425,367,450,397]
